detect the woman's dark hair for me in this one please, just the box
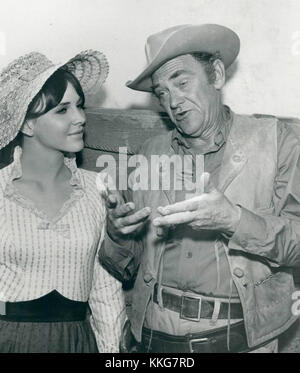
[25,69,85,120]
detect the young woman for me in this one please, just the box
[0,50,126,352]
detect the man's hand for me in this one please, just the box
[153,172,241,236]
[105,191,151,244]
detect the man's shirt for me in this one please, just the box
[164,106,236,297]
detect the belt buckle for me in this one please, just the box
[179,294,201,322]
[188,337,209,353]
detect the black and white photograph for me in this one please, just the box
[0,0,300,357]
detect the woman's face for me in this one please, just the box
[30,82,86,153]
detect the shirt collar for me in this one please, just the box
[4,146,83,197]
[172,105,233,155]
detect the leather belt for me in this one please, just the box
[153,285,243,320]
[142,322,251,353]
[0,290,88,322]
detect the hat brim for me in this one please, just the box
[126,24,240,92]
[61,50,109,93]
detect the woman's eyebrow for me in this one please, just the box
[57,97,83,106]
[57,102,70,107]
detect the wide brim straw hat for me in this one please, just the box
[0,50,109,150]
[126,24,240,92]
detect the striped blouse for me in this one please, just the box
[0,146,126,352]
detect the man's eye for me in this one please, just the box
[180,80,188,87]
[157,91,167,98]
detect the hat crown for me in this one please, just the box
[145,24,190,64]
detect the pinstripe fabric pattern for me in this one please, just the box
[0,147,126,352]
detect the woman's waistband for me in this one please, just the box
[0,290,88,322]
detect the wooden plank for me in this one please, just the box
[84,108,173,153]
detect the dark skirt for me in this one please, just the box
[0,318,98,353]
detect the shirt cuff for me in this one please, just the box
[228,206,267,251]
[105,230,132,251]
[99,232,136,282]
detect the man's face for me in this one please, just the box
[152,54,221,138]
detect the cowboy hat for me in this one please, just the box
[0,50,109,150]
[126,24,240,92]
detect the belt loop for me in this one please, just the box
[157,285,164,309]
[0,300,6,316]
[210,299,221,326]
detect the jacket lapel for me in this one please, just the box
[218,115,248,193]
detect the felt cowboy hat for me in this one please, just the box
[0,50,109,150]
[126,24,240,92]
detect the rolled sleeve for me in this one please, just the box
[229,206,280,265]
[99,232,142,282]
[230,206,267,248]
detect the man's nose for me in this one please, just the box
[169,90,184,109]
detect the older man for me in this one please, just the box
[100,24,300,353]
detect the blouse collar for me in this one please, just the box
[6,146,83,190]
[3,146,85,235]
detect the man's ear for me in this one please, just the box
[213,59,226,90]
[20,119,35,137]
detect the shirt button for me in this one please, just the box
[233,267,244,278]
[144,273,152,283]
[186,252,193,258]
[232,155,242,162]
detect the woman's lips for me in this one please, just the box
[69,129,84,136]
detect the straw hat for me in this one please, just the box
[0,50,109,150]
[126,24,240,92]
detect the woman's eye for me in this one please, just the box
[56,107,67,114]
[77,104,85,110]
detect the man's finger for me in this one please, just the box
[153,211,196,226]
[202,172,217,193]
[110,202,135,218]
[156,226,169,237]
[157,197,203,215]
[105,193,120,209]
[120,221,150,235]
[115,207,151,227]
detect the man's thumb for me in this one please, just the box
[202,172,217,193]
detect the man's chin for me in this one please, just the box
[176,124,200,138]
